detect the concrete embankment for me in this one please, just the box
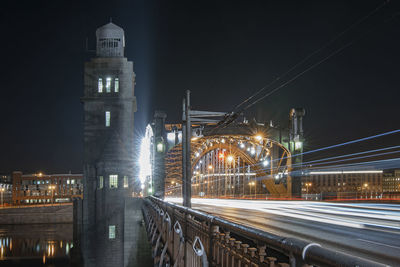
[0,204,73,224]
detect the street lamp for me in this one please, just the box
[305,182,312,200]
[254,134,263,142]
[363,183,369,199]
[0,188,5,207]
[48,185,56,204]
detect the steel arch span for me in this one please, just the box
[165,134,292,199]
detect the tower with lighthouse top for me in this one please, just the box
[80,21,137,267]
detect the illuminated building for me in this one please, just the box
[302,170,383,200]
[382,169,400,198]
[0,174,12,205]
[11,171,82,205]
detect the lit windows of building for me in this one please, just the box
[109,175,118,189]
[114,78,119,92]
[123,176,128,188]
[98,78,103,93]
[98,176,104,189]
[105,111,111,127]
[302,170,383,200]
[109,225,116,239]
[383,169,400,197]
[11,172,83,205]
[106,77,112,93]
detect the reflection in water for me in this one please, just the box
[0,224,72,266]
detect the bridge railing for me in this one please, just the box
[142,196,384,267]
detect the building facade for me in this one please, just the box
[382,169,400,198]
[12,172,82,205]
[0,173,12,205]
[302,170,383,200]
[80,22,137,267]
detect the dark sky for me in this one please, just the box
[1,0,399,173]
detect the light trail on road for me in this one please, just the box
[166,198,400,265]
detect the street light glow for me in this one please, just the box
[262,159,269,167]
[139,125,153,190]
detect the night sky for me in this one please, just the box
[1,0,400,174]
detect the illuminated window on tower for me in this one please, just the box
[98,176,103,189]
[109,225,116,239]
[114,78,119,92]
[123,176,128,188]
[106,77,111,92]
[109,174,118,189]
[98,78,103,93]
[105,111,111,127]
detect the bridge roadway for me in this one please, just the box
[165,198,400,266]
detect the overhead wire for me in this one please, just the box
[233,0,389,112]
[210,0,392,131]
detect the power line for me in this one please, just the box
[212,0,392,130]
[233,0,389,112]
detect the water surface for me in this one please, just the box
[0,224,72,266]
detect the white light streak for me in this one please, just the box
[309,170,383,175]
[200,173,256,177]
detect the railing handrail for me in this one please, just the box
[148,196,388,267]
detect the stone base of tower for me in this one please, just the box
[73,197,152,267]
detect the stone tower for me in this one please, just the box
[81,22,137,267]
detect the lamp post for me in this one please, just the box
[208,165,213,197]
[305,182,312,200]
[48,185,56,204]
[0,188,5,207]
[249,181,255,199]
[363,183,369,199]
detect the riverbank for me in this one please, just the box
[0,204,73,224]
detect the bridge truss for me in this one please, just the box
[165,133,292,198]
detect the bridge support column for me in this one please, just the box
[182,90,192,208]
[153,111,167,199]
[289,108,305,199]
